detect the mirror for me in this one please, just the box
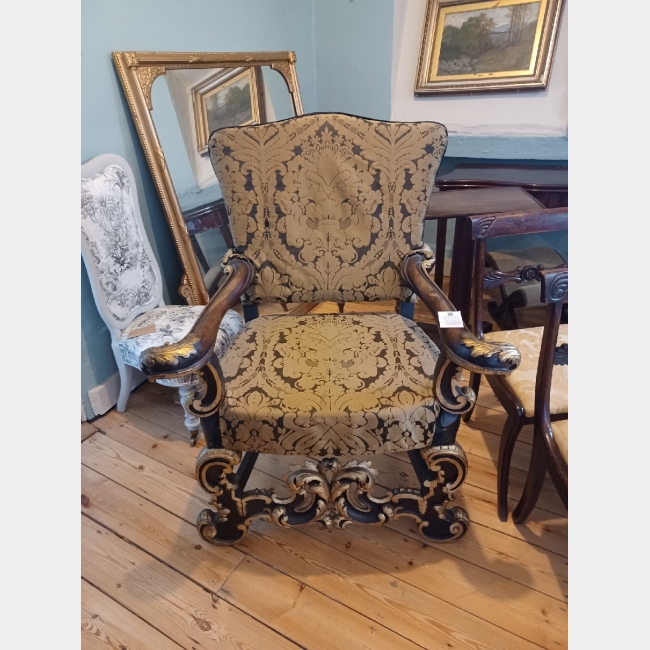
[113,52,303,305]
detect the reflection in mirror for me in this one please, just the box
[150,67,297,295]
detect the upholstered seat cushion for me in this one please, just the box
[485,325,568,416]
[119,306,243,370]
[218,313,442,456]
[552,419,568,463]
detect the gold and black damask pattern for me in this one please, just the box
[217,313,442,455]
[209,113,447,304]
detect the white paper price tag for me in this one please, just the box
[438,311,463,328]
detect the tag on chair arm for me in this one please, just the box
[438,311,463,328]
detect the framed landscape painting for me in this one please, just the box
[415,0,564,94]
[192,67,264,153]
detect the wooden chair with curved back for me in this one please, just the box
[463,208,568,521]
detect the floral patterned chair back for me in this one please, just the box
[81,154,163,331]
[209,112,447,304]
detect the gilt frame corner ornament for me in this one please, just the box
[414,0,565,95]
[112,51,304,307]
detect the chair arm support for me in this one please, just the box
[401,250,521,375]
[140,255,255,379]
[539,267,568,304]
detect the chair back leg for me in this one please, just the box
[512,428,548,523]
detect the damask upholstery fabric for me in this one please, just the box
[218,313,442,456]
[209,113,447,304]
[119,307,244,370]
[552,419,568,462]
[485,325,568,416]
[81,164,158,322]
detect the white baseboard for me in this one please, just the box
[88,369,146,417]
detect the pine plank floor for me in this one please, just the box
[81,299,567,650]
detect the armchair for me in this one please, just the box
[81,154,244,444]
[140,113,521,545]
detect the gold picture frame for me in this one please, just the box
[192,67,264,154]
[112,51,303,306]
[415,0,564,94]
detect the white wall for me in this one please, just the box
[391,0,568,138]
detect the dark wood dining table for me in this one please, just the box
[436,162,568,208]
[425,186,545,322]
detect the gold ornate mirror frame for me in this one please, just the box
[113,51,304,305]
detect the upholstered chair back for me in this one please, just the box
[209,113,447,304]
[81,154,163,332]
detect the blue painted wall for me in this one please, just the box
[81,0,317,416]
[313,0,394,119]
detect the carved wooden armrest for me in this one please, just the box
[140,254,255,379]
[401,249,521,376]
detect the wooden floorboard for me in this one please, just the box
[81,516,299,650]
[81,579,183,650]
[81,422,97,443]
[82,297,567,649]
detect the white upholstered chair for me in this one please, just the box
[81,153,243,444]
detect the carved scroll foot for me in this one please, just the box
[195,447,271,545]
[194,443,469,545]
[401,444,469,542]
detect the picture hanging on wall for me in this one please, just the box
[192,67,264,153]
[415,0,564,94]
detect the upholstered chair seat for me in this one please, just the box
[218,313,441,456]
[119,306,242,370]
[484,325,568,416]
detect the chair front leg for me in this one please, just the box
[498,409,526,521]
[156,375,203,446]
[177,382,201,445]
